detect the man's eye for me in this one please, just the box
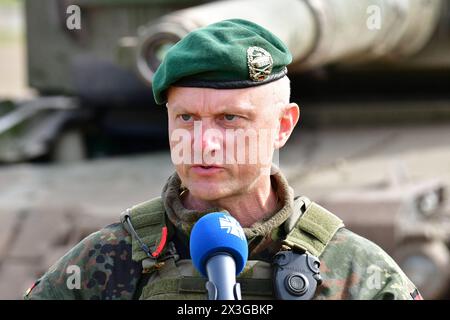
[180,114,192,121]
[224,114,237,121]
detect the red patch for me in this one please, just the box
[411,289,423,300]
[151,226,168,258]
[25,280,40,297]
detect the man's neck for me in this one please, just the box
[182,177,280,228]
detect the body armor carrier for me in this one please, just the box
[120,196,343,300]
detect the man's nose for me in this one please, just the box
[194,120,223,153]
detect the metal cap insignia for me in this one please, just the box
[247,46,273,82]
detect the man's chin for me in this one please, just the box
[188,184,229,202]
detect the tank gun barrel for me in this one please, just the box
[136,0,443,85]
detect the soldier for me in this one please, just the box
[24,19,422,300]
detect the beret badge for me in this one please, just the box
[247,46,273,82]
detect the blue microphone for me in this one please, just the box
[190,212,248,300]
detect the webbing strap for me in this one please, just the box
[120,197,168,262]
[123,196,344,261]
[141,277,273,298]
[283,200,344,257]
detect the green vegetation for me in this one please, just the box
[0,31,22,44]
[0,0,23,45]
[0,0,22,6]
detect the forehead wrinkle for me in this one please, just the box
[199,87,255,113]
[167,87,206,115]
[186,91,257,116]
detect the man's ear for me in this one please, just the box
[274,102,300,149]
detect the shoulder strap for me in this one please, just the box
[283,196,344,257]
[121,196,343,261]
[120,197,170,262]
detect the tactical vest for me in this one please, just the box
[120,196,344,300]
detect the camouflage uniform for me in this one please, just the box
[24,19,422,300]
[24,169,421,300]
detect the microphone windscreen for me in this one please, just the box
[190,212,248,277]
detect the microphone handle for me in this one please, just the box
[205,253,242,300]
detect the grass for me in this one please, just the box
[0,0,22,6]
[0,30,23,45]
[0,0,24,45]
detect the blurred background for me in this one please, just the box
[0,0,449,299]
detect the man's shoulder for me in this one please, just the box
[327,227,387,256]
[318,226,420,299]
[25,222,141,300]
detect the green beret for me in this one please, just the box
[152,19,292,105]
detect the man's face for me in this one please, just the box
[166,80,296,201]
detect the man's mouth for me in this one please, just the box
[192,164,223,169]
[190,165,224,174]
